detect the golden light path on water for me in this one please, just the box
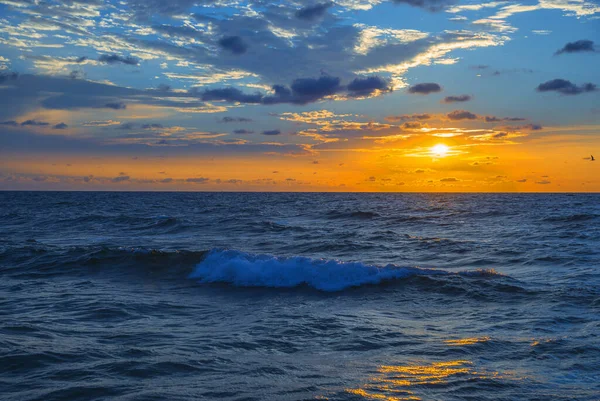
[444,336,491,346]
[329,336,521,401]
[344,359,506,401]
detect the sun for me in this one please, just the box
[431,144,450,157]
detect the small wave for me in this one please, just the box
[543,213,599,223]
[326,210,380,220]
[189,249,502,292]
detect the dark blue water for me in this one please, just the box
[1,192,599,400]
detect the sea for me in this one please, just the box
[0,191,599,401]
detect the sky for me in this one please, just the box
[0,0,598,192]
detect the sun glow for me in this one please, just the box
[431,144,450,157]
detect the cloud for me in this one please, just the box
[186,177,210,184]
[347,76,392,97]
[535,180,551,185]
[119,122,136,130]
[111,175,130,183]
[198,75,371,105]
[21,119,49,126]
[286,75,343,101]
[295,2,334,21]
[392,0,457,12]
[500,123,542,131]
[386,113,431,122]
[442,94,471,103]
[0,72,19,83]
[555,40,595,55]
[217,36,249,55]
[408,82,442,94]
[98,54,139,66]
[262,129,281,136]
[440,177,459,182]
[233,129,254,134]
[484,116,527,122]
[536,79,597,95]
[220,116,253,123]
[105,102,127,109]
[402,121,424,129]
[141,124,164,129]
[200,87,263,104]
[0,120,19,126]
[52,122,68,129]
[447,110,478,120]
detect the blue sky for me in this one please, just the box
[0,0,598,191]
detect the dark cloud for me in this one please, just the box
[119,122,136,130]
[262,129,281,136]
[200,87,263,104]
[286,75,342,102]
[295,2,334,21]
[392,0,456,11]
[508,124,542,131]
[68,70,85,80]
[52,123,68,129]
[536,79,597,95]
[198,75,391,105]
[199,75,344,105]
[492,68,534,76]
[386,113,431,122]
[98,54,140,66]
[21,119,49,126]
[555,40,595,55]
[484,116,527,122]
[0,120,19,126]
[535,180,551,185]
[105,102,127,109]
[220,116,254,123]
[218,36,249,55]
[142,123,164,129]
[111,175,130,183]
[447,110,478,120]
[0,72,19,83]
[186,177,210,184]
[347,76,392,97]
[0,74,217,117]
[440,177,459,182]
[408,82,442,95]
[402,121,423,129]
[470,65,490,70]
[442,94,471,103]
[128,0,201,20]
[233,129,254,134]
[160,178,174,183]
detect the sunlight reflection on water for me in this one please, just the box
[345,360,508,401]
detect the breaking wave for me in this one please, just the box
[189,249,501,292]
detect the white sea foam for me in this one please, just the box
[189,249,499,291]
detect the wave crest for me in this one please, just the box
[189,249,501,292]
